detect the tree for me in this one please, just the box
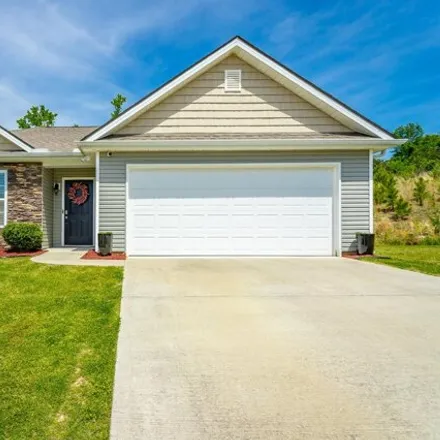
[387,122,440,174]
[110,94,127,119]
[393,123,424,142]
[413,177,429,206]
[386,184,399,211]
[393,197,412,220]
[17,105,57,129]
[429,209,440,235]
[373,159,404,209]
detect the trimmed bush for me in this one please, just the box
[2,222,43,251]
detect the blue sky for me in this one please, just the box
[0,0,439,133]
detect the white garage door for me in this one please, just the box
[127,165,335,256]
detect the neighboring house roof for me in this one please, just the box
[82,35,395,143]
[0,125,34,152]
[10,126,97,152]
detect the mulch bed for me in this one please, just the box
[342,253,374,260]
[0,249,46,258]
[81,250,126,260]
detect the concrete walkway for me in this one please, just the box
[32,248,125,266]
[111,257,440,440]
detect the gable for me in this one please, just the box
[84,36,396,142]
[0,134,22,151]
[0,126,33,152]
[114,55,353,136]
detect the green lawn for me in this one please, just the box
[0,258,123,439]
[361,244,440,276]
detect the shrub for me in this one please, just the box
[429,209,440,235]
[374,217,440,245]
[420,236,440,245]
[413,177,429,206]
[374,180,388,205]
[377,229,419,245]
[2,222,43,251]
[431,163,440,179]
[393,198,412,220]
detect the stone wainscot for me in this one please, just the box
[0,163,43,247]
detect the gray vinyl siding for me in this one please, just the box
[52,168,95,247]
[42,168,54,248]
[115,55,352,136]
[99,151,370,253]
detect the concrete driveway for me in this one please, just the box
[111,258,440,439]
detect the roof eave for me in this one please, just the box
[79,138,405,153]
[0,151,84,160]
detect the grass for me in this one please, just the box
[0,258,123,439]
[361,244,440,276]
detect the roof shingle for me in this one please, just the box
[8,127,374,152]
[11,126,97,152]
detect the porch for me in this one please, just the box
[42,167,96,249]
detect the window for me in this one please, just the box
[224,69,241,92]
[0,170,7,227]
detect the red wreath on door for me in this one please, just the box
[67,182,89,205]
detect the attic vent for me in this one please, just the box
[224,69,241,92]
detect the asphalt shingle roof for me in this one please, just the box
[11,126,97,152]
[8,128,373,151]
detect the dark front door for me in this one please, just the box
[64,180,94,246]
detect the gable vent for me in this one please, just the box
[224,69,241,92]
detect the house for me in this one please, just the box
[0,36,403,256]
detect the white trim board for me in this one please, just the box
[125,162,342,257]
[61,177,96,247]
[95,153,100,252]
[0,126,33,152]
[0,169,7,227]
[83,37,395,142]
[369,149,374,233]
[80,138,404,153]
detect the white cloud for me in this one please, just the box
[0,0,264,129]
[1,0,438,132]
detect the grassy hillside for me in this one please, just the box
[372,123,440,245]
[375,175,440,244]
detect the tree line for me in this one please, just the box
[16,94,127,129]
[375,122,440,230]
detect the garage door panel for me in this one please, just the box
[133,214,155,228]
[307,214,332,228]
[127,167,335,256]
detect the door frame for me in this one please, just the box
[125,162,342,257]
[61,177,96,247]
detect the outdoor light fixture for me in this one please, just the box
[53,183,60,195]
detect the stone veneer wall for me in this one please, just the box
[0,163,43,247]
